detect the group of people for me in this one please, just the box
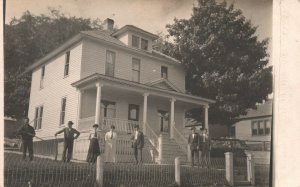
[188,126,211,167]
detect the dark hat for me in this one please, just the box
[68,121,74,125]
[93,124,99,128]
[134,125,140,129]
[191,126,196,130]
[110,125,115,129]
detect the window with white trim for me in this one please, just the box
[161,66,168,79]
[60,97,67,125]
[132,35,140,48]
[132,58,140,82]
[40,66,45,89]
[251,118,271,136]
[141,38,148,50]
[34,106,43,130]
[64,51,70,77]
[105,50,115,77]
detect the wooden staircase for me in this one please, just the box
[159,133,187,164]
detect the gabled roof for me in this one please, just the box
[237,99,273,120]
[112,25,159,40]
[146,78,182,93]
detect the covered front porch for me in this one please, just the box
[72,73,215,139]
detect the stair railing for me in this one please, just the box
[173,126,188,153]
[145,122,159,152]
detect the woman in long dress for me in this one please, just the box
[86,124,101,163]
[104,125,117,162]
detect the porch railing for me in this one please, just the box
[79,117,140,133]
[173,126,188,154]
[145,122,159,152]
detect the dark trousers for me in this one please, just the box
[191,149,199,166]
[62,139,74,162]
[133,147,143,163]
[22,140,33,161]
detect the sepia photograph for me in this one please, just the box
[2,0,277,186]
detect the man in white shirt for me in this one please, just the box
[131,125,144,164]
[104,125,117,162]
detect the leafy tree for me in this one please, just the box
[4,9,102,119]
[163,0,272,125]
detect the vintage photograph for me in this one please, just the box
[4,0,272,186]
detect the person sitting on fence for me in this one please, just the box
[200,128,211,168]
[16,117,36,161]
[86,124,101,163]
[54,121,80,163]
[131,125,144,164]
[188,126,201,167]
[104,125,117,163]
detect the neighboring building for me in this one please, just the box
[233,100,272,142]
[26,19,214,163]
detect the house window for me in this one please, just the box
[64,51,70,77]
[132,58,140,82]
[128,104,139,121]
[60,97,67,125]
[251,119,271,136]
[132,35,140,48]
[105,50,115,77]
[40,66,45,89]
[101,100,116,118]
[34,106,43,130]
[161,66,168,79]
[141,38,148,50]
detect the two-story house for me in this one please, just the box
[26,18,215,163]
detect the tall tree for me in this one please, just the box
[164,0,272,125]
[4,9,102,119]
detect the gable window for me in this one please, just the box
[251,119,271,136]
[34,105,43,130]
[132,58,141,82]
[161,66,168,79]
[132,35,140,48]
[60,97,67,125]
[105,50,115,77]
[64,51,70,77]
[128,104,139,121]
[141,38,148,50]
[40,66,45,89]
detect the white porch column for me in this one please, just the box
[142,93,149,134]
[76,90,84,129]
[170,98,176,139]
[95,83,103,125]
[204,105,209,133]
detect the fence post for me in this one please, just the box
[246,153,255,185]
[175,157,181,186]
[158,134,163,164]
[187,145,191,163]
[96,156,104,187]
[225,152,234,186]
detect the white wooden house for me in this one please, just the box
[26,19,215,163]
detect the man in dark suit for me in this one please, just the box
[131,125,144,164]
[188,126,201,166]
[200,128,211,167]
[16,117,36,161]
[55,121,80,162]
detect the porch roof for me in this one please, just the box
[71,73,215,106]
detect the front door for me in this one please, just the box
[158,110,169,133]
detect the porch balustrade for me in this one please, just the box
[145,122,159,152]
[79,116,140,133]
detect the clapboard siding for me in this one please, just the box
[81,40,186,91]
[28,42,83,139]
[235,118,271,141]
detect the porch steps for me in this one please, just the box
[160,134,187,164]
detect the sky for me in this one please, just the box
[6,0,272,40]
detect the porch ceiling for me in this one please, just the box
[72,73,215,106]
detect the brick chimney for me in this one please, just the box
[103,18,114,31]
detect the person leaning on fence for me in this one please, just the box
[200,128,211,168]
[86,124,101,163]
[131,125,144,164]
[104,125,117,162]
[16,117,36,161]
[54,121,80,163]
[188,126,201,167]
